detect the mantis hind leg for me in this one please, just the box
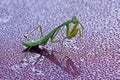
[61,38,69,58]
[24,25,43,38]
[51,37,68,58]
[78,28,83,38]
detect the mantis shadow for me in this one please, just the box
[22,47,81,77]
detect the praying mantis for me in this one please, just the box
[22,16,84,59]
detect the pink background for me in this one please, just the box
[0,0,120,80]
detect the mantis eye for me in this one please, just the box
[72,16,78,23]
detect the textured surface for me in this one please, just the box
[0,0,120,80]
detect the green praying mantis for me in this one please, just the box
[22,16,84,59]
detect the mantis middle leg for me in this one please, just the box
[21,25,43,61]
[24,25,43,38]
[50,28,67,57]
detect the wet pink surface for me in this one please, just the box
[0,0,120,80]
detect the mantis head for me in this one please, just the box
[72,16,84,30]
[72,16,79,23]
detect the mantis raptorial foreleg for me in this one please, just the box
[78,21,84,30]
[61,21,84,58]
[66,21,84,39]
[24,25,43,38]
[78,22,84,38]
